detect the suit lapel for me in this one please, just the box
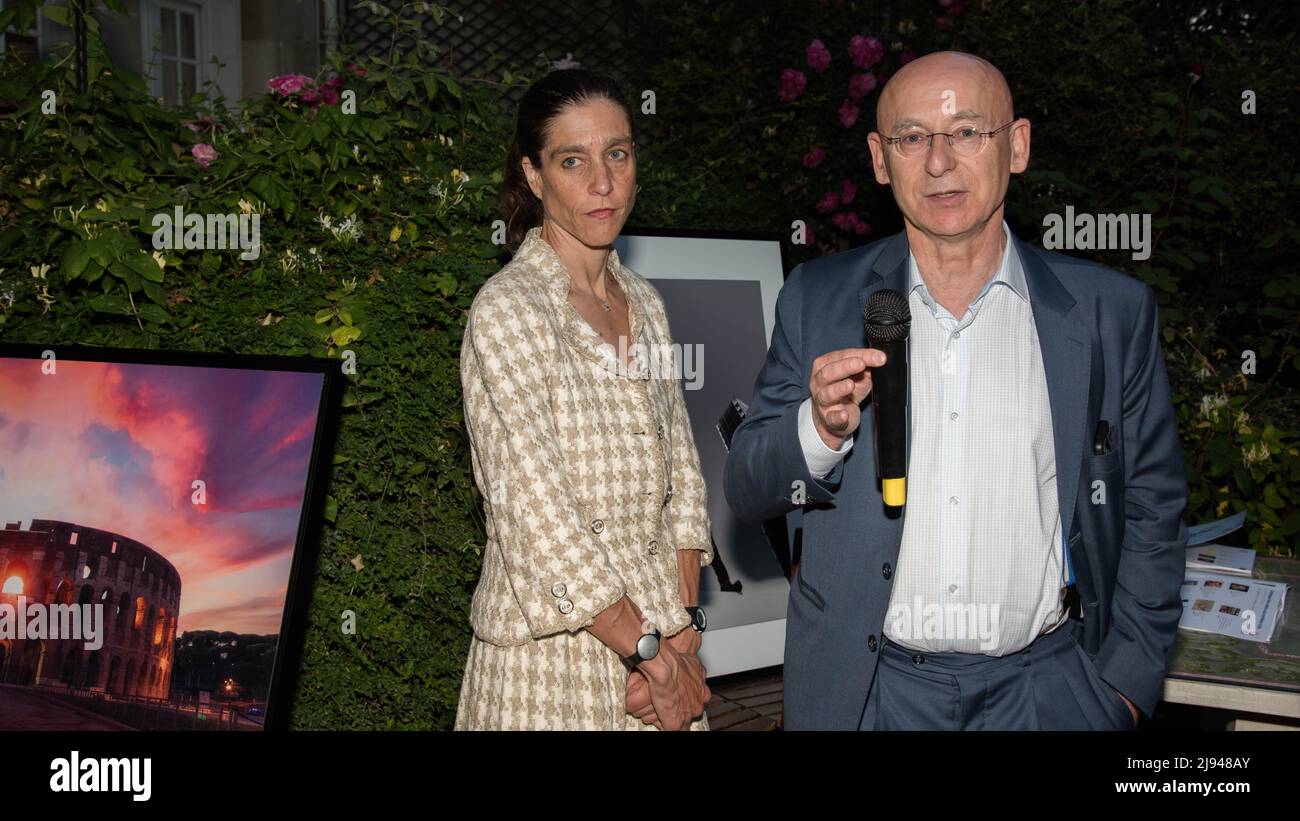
[1015,235,1090,543]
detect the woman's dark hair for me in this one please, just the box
[499,69,637,249]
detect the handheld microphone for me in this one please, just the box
[863,289,910,507]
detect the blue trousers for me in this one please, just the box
[858,618,1136,730]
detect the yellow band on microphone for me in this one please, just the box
[882,477,906,507]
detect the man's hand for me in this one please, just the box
[1117,691,1139,726]
[809,348,887,449]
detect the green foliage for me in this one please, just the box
[0,2,522,728]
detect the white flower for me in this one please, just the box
[551,52,581,71]
[1199,393,1228,423]
[30,263,50,279]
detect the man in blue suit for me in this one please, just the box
[724,51,1189,730]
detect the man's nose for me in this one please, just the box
[925,136,958,176]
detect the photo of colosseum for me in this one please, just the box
[0,356,326,731]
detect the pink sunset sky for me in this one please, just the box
[0,357,324,635]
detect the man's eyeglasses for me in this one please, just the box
[882,120,1015,157]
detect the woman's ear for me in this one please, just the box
[521,156,543,200]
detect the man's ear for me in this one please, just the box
[1009,118,1031,174]
[521,156,544,200]
[867,132,892,186]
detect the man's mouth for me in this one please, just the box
[927,190,966,204]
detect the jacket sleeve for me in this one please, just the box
[1095,283,1190,718]
[724,263,845,524]
[665,367,714,567]
[461,281,627,639]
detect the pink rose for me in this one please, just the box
[779,68,808,102]
[320,87,340,106]
[849,35,885,69]
[266,73,312,95]
[840,178,857,205]
[848,72,878,101]
[815,191,840,213]
[838,98,860,128]
[806,39,832,73]
[348,62,367,78]
[191,143,218,168]
[300,86,319,103]
[831,212,854,231]
[803,146,827,169]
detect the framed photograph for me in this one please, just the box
[614,228,793,677]
[0,343,341,730]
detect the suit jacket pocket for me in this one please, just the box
[796,565,826,611]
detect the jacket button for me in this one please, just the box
[867,634,878,652]
[882,562,892,579]
[911,654,924,665]
[663,485,673,506]
[656,423,665,439]
[591,519,604,534]
[648,540,659,555]
[557,598,574,614]
[550,582,567,598]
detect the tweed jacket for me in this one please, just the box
[461,226,714,647]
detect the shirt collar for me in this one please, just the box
[511,225,647,375]
[907,221,1028,312]
[515,225,624,300]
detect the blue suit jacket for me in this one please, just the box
[723,228,1190,730]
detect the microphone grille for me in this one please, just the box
[863,288,911,343]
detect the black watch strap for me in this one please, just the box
[685,605,707,633]
[620,627,662,670]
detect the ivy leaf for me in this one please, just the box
[137,303,171,325]
[126,251,165,283]
[88,294,133,315]
[62,240,93,280]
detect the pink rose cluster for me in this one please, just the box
[266,64,364,109]
[780,35,884,121]
[816,178,871,235]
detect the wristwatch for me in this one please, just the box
[620,627,662,670]
[685,605,707,633]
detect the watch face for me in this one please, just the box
[637,632,660,661]
[694,607,707,631]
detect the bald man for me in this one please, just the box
[724,51,1189,730]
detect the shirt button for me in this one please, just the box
[557,598,574,614]
[952,330,961,339]
[591,519,604,534]
[948,584,958,594]
[648,540,659,556]
[950,411,959,421]
[950,496,958,505]
[867,634,878,652]
[550,582,567,598]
